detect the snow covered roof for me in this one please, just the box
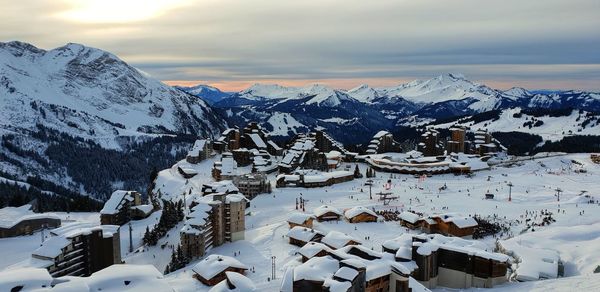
[0,268,52,291]
[35,223,119,258]
[333,266,358,281]
[267,140,282,151]
[209,271,257,292]
[298,242,332,259]
[313,205,343,217]
[322,231,359,249]
[382,233,414,251]
[323,278,352,292]
[0,204,60,228]
[188,139,209,156]
[293,256,339,282]
[287,226,324,242]
[132,204,153,215]
[344,206,377,219]
[399,211,421,224]
[432,214,478,228]
[203,180,239,195]
[69,264,173,292]
[248,133,267,149]
[192,255,248,280]
[287,213,315,225]
[100,190,137,215]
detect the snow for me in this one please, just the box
[265,113,304,136]
[0,204,59,228]
[248,133,267,149]
[3,153,600,291]
[293,256,339,281]
[0,268,52,291]
[344,206,377,219]
[298,242,332,259]
[192,255,248,280]
[286,226,323,242]
[321,231,359,249]
[100,190,135,215]
[287,213,315,225]
[209,272,256,292]
[313,205,343,217]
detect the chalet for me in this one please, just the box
[192,255,248,286]
[186,139,212,164]
[0,205,61,238]
[210,271,257,292]
[313,205,343,222]
[297,242,332,263]
[430,214,479,238]
[287,213,316,229]
[100,190,152,226]
[398,211,422,229]
[32,223,121,277]
[201,180,239,196]
[382,233,510,289]
[591,153,600,164]
[321,231,360,249]
[287,226,324,247]
[344,206,378,223]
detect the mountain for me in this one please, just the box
[210,73,600,145]
[174,84,231,105]
[0,41,227,199]
[214,83,393,144]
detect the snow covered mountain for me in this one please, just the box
[201,73,600,144]
[174,84,231,105]
[0,41,227,199]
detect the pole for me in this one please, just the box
[128,222,133,253]
[271,256,276,279]
[507,182,513,202]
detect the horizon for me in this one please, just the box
[1,0,599,92]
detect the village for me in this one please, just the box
[1,122,600,291]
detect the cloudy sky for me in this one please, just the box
[1,0,599,91]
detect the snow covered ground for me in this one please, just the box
[2,153,600,291]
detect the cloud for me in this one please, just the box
[1,0,599,90]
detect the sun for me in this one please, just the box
[58,0,190,24]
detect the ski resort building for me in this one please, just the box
[344,206,379,223]
[212,122,282,156]
[446,127,466,154]
[31,223,121,277]
[0,205,61,238]
[192,255,248,286]
[280,242,427,292]
[418,129,444,157]
[287,226,325,247]
[100,190,152,226]
[287,213,316,229]
[382,234,510,289]
[366,131,402,155]
[186,139,212,164]
[276,170,354,188]
[231,173,271,199]
[180,193,247,261]
[313,205,343,222]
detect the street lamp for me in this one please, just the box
[555,188,563,202]
[365,180,373,200]
[507,182,513,202]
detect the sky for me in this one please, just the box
[1,0,599,91]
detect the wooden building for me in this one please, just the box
[344,206,378,223]
[313,205,343,222]
[186,139,212,164]
[100,190,152,226]
[430,214,478,238]
[287,226,324,247]
[287,213,315,229]
[192,255,248,286]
